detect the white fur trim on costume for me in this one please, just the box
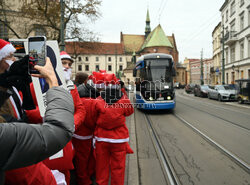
[95,83,105,89]
[60,54,71,60]
[51,170,67,185]
[94,136,129,143]
[73,134,93,140]
[0,43,16,61]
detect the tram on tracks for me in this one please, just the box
[133,53,176,110]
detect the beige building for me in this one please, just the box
[212,22,222,85]
[220,0,250,84]
[65,41,131,80]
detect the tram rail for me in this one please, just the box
[144,114,180,185]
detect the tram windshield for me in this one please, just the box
[144,59,172,82]
[142,59,173,90]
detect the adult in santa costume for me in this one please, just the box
[94,73,134,185]
[32,51,86,185]
[72,72,100,185]
[0,39,58,185]
[0,49,75,185]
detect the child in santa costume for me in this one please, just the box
[26,51,86,185]
[0,39,57,185]
[94,73,134,185]
[72,72,100,185]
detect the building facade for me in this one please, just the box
[65,42,130,79]
[220,0,250,84]
[212,22,222,85]
[189,58,213,85]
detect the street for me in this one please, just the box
[126,89,250,185]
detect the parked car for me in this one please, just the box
[194,84,209,97]
[207,85,237,101]
[185,84,195,94]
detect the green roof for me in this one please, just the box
[141,24,173,50]
[122,34,145,53]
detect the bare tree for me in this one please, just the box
[0,0,102,41]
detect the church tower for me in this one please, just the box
[145,9,151,38]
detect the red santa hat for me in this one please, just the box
[60,51,74,63]
[0,39,16,61]
[92,71,105,88]
[103,73,120,89]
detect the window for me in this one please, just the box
[230,21,235,32]
[108,57,112,62]
[226,73,229,84]
[230,1,235,16]
[108,65,112,71]
[119,57,122,62]
[248,8,250,26]
[231,72,235,84]
[96,65,99,71]
[85,65,89,71]
[0,22,8,39]
[78,57,82,61]
[240,41,244,60]
[241,70,244,79]
[248,39,250,57]
[85,57,89,62]
[248,69,250,78]
[96,57,99,62]
[226,10,228,22]
[240,0,244,6]
[222,15,224,25]
[230,46,235,63]
[225,48,229,64]
[119,65,123,71]
[78,65,82,71]
[240,13,244,30]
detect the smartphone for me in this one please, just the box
[28,36,46,74]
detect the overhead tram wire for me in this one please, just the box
[158,0,169,23]
[181,0,244,45]
[181,11,221,45]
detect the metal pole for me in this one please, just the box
[200,49,204,85]
[60,0,65,51]
[222,26,225,84]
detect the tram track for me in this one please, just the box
[176,94,250,132]
[143,113,180,185]
[173,113,250,172]
[139,110,250,184]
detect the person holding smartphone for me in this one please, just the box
[0,48,75,185]
[41,51,86,185]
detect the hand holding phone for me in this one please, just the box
[28,36,46,74]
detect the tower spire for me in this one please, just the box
[145,8,151,38]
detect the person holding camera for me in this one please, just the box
[0,39,75,185]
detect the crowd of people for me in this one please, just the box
[0,39,134,185]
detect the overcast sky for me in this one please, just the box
[88,0,224,62]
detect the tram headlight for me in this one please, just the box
[164,85,169,89]
[149,97,154,101]
[167,96,171,100]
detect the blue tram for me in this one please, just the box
[133,53,176,110]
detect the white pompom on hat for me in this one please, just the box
[60,51,74,63]
[0,39,16,61]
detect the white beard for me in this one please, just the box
[63,68,72,81]
[5,60,14,71]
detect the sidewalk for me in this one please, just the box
[125,111,139,185]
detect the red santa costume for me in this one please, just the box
[25,51,86,185]
[0,39,57,185]
[94,74,134,185]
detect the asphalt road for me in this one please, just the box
[133,89,250,185]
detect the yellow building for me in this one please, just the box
[212,22,222,85]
